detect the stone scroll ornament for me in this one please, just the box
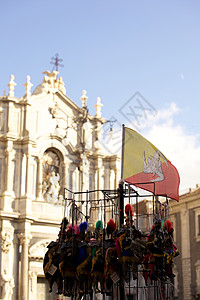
[1,231,12,253]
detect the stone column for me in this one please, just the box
[19,152,33,216]
[181,207,191,300]
[25,154,30,196]
[2,141,15,211]
[3,141,14,192]
[4,148,10,192]
[18,233,32,300]
[62,160,70,190]
[114,168,120,189]
[36,157,43,200]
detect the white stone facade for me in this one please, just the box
[0,71,120,300]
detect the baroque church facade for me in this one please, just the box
[0,71,120,300]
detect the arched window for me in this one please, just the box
[42,149,62,204]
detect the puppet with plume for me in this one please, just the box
[76,222,93,297]
[163,220,179,278]
[91,220,104,293]
[118,204,140,280]
[43,217,68,294]
[104,219,120,295]
[59,224,79,297]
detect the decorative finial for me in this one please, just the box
[2,90,6,97]
[58,77,66,94]
[94,97,103,118]
[8,75,16,97]
[24,75,33,98]
[80,90,88,108]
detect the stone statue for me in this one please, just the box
[1,270,15,300]
[44,171,60,203]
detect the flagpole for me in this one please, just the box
[119,124,125,300]
[121,124,125,180]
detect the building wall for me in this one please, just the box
[170,187,200,300]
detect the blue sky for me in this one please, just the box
[1,0,200,191]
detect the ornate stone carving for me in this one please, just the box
[8,75,16,97]
[29,240,50,260]
[1,231,12,253]
[0,269,15,300]
[32,70,66,95]
[28,271,37,292]
[17,233,32,245]
[23,75,33,99]
[80,90,88,108]
[42,150,62,204]
[49,101,59,119]
[94,96,103,118]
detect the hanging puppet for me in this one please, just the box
[104,219,120,295]
[163,220,179,278]
[76,222,93,298]
[91,220,104,293]
[59,224,79,297]
[43,217,68,294]
[146,218,166,281]
[118,204,141,281]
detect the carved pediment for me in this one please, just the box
[29,240,50,259]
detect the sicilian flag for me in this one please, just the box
[122,127,180,201]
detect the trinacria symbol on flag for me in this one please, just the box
[143,150,168,182]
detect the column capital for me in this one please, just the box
[17,233,32,245]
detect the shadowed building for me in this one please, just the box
[169,185,200,300]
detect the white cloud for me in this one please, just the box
[180,73,185,80]
[141,104,200,192]
[133,102,180,131]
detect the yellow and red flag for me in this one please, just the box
[122,127,180,201]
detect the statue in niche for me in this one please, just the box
[42,150,62,204]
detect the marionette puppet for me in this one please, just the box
[163,220,179,279]
[59,224,79,297]
[76,221,93,298]
[124,205,146,264]
[146,218,166,281]
[91,220,105,293]
[142,251,154,285]
[43,217,68,295]
[118,204,141,281]
[104,219,120,295]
